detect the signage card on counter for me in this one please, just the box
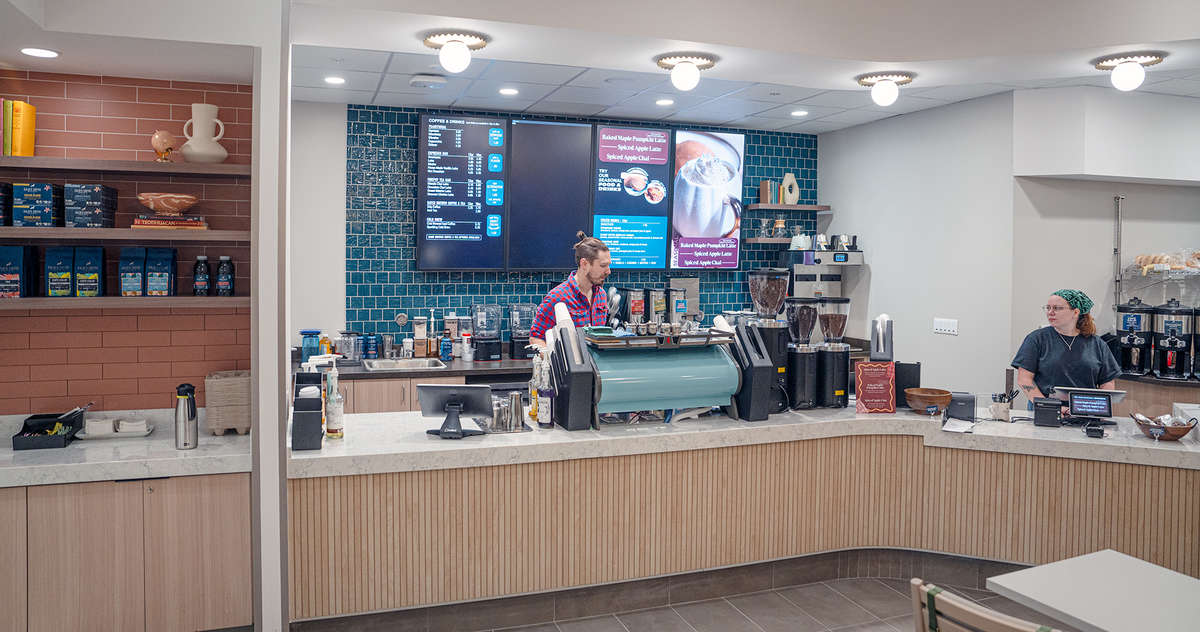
[592,126,671,268]
[855,361,896,414]
[417,114,509,270]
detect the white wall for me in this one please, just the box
[1011,177,1200,352]
[818,93,1016,393]
[289,101,346,346]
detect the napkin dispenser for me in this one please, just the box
[870,313,894,362]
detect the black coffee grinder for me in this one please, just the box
[785,297,820,409]
[747,269,791,413]
[816,297,851,407]
[1153,298,1193,380]
[508,303,536,360]
[1117,297,1154,375]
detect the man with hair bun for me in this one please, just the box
[529,231,611,348]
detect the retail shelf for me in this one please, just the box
[0,155,250,177]
[746,203,832,215]
[744,238,793,244]
[0,227,250,242]
[0,296,249,310]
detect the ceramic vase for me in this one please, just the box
[181,103,228,163]
[781,172,801,204]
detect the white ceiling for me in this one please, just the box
[292,46,1200,133]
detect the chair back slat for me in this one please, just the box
[909,578,1061,632]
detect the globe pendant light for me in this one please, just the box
[655,53,717,92]
[871,79,899,106]
[1092,51,1166,93]
[423,31,490,75]
[671,61,700,91]
[438,40,471,74]
[855,72,914,107]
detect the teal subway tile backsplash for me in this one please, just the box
[345,104,819,338]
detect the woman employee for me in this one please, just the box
[1012,289,1120,405]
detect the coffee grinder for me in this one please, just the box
[1152,298,1193,380]
[817,297,851,407]
[509,303,536,360]
[471,304,503,361]
[784,297,820,409]
[747,269,791,413]
[1117,297,1154,375]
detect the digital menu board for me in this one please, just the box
[507,120,594,270]
[416,114,508,270]
[670,130,745,269]
[591,126,671,268]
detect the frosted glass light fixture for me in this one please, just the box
[855,72,915,107]
[423,31,490,75]
[20,47,59,58]
[655,53,717,92]
[1093,52,1165,92]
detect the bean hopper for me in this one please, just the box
[1152,298,1193,380]
[1116,297,1153,375]
[817,297,851,407]
[747,268,792,413]
[509,303,536,360]
[784,297,820,409]
[471,304,503,361]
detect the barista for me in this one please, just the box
[529,232,611,348]
[1012,289,1120,406]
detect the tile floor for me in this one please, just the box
[498,579,1080,632]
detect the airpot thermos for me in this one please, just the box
[1117,297,1153,376]
[175,383,198,450]
[1152,298,1193,380]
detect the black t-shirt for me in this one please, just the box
[1011,326,1121,396]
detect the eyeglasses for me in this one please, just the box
[1042,305,1070,313]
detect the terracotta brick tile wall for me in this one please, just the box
[0,306,250,414]
[0,70,252,164]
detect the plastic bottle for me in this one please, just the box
[192,255,210,296]
[216,255,235,296]
[439,329,453,362]
[325,365,344,439]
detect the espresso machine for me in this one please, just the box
[1152,298,1193,380]
[747,268,791,413]
[784,297,820,409]
[509,303,536,360]
[817,297,851,407]
[1117,297,1154,375]
[471,304,503,361]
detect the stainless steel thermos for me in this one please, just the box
[175,383,198,450]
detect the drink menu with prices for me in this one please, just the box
[670,130,744,269]
[417,114,508,270]
[592,127,671,268]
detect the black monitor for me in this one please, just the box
[1068,391,1113,425]
[417,383,493,439]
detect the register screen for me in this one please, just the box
[1069,392,1112,418]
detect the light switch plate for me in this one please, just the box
[933,317,958,335]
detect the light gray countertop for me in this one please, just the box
[0,409,251,488]
[287,406,1200,479]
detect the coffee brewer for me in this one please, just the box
[1152,298,1193,380]
[817,297,851,407]
[784,297,820,409]
[509,303,536,360]
[1117,297,1154,375]
[747,269,791,413]
[778,242,864,298]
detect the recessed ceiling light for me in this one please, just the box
[855,71,915,107]
[423,30,490,74]
[656,98,674,106]
[324,76,346,85]
[20,47,59,59]
[498,87,519,96]
[1092,51,1167,92]
[655,53,718,92]
[790,110,808,117]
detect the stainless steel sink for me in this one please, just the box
[361,358,447,371]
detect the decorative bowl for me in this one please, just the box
[137,193,198,216]
[905,388,953,415]
[1132,417,1196,441]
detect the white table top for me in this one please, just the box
[986,549,1200,632]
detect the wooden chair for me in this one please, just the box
[909,578,1062,632]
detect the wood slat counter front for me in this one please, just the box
[285,409,1200,621]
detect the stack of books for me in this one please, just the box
[1,99,36,157]
[132,214,209,230]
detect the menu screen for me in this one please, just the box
[507,120,594,270]
[670,130,745,269]
[416,114,508,270]
[591,126,672,268]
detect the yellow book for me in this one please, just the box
[10,100,36,157]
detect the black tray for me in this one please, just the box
[12,409,84,450]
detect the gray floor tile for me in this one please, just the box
[428,593,556,632]
[882,614,915,631]
[616,607,695,632]
[827,579,912,619]
[555,578,669,620]
[772,552,839,588]
[776,583,876,629]
[726,591,823,632]
[499,624,560,632]
[290,608,427,631]
[555,614,628,632]
[669,563,773,604]
[877,577,994,604]
[975,596,1080,632]
[828,620,900,631]
[672,599,761,632]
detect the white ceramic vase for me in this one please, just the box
[781,172,801,204]
[180,103,228,164]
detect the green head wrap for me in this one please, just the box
[1052,289,1093,315]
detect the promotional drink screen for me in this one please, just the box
[670,130,744,269]
[591,126,671,268]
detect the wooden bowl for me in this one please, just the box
[905,388,952,414]
[137,192,198,216]
[1132,418,1196,441]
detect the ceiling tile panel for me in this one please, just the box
[463,79,559,100]
[567,68,669,91]
[723,116,808,131]
[373,92,459,108]
[1142,78,1200,96]
[292,67,380,91]
[732,83,825,103]
[863,96,948,114]
[595,104,673,121]
[451,96,537,112]
[795,90,873,108]
[905,83,1013,100]
[674,77,755,97]
[293,86,375,104]
[293,45,391,72]
[755,103,847,120]
[544,85,638,105]
[478,60,586,84]
[674,97,777,118]
[377,73,471,97]
[523,101,609,116]
[384,51,490,79]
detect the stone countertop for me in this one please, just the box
[287,406,1200,479]
[0,409,251,488]
[300,357,534,380]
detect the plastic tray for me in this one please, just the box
[12,410,84,450]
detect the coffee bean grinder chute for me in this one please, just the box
[1117,297,1154,375]
[747,269,791,413]
[1152,298,1193,380]
[784,297,820,409]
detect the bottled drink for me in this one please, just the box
[192,255,210,296]
[216,255,235,297]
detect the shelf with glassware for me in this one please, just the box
[745,203,832,214]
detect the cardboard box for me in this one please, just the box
[12,203,63,227]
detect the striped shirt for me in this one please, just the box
[530,271,607,341]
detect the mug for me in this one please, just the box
[672,154,742,237]
[790,234,812,250]
[815,234,830,250]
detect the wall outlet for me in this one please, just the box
[933,317,958,336]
